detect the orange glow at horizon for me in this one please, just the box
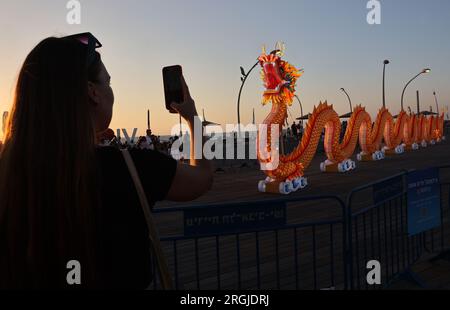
[1,1,450,140]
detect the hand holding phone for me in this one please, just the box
[162,66,198,120]
[163,65,183,114]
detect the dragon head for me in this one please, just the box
[258,43,303,106]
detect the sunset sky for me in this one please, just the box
[1,0,449,138]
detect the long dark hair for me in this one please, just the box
[0,37,103,288]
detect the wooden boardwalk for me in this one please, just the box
[157,140,450,208]
[152,141,450,290]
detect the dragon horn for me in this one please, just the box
[280,42,286,57]
[275,42,285,57]
[262,45,266,55]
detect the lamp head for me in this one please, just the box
[422,68,431,74]
[384,60,390,65]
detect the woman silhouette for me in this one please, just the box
[0,34,213,289]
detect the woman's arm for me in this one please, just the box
[165,75,214,202]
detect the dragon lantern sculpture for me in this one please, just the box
[256,44,445,194]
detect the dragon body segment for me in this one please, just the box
[256,47,445,195]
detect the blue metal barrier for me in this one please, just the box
[428,164,450,262]
[149,164,450,290]
[346,165,450,289]
[152,195,347,290]
[346,172,411,289]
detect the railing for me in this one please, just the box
[149,164,450,290]
[346,165,450,289]
[152,196,347,290]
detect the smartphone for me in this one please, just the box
[163,65,183,114]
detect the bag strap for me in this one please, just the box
[120,148,174,290]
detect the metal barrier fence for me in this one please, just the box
[346,165,450,289]
[150,165,450,290]
[425,165,450,265]
[346,172,414,289]
[152,196,347,290]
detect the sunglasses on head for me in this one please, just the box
[62,32,102,66]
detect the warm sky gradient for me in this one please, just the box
[1,0,449,137]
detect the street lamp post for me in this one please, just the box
[401,68,431,111]
[237,61,259,136]
[416,90,420,115]
[294,95,304,118]
[382,60,390,108]
[433,91,439,115]
[340,88,353,113]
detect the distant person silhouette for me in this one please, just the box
[291,121,298,138]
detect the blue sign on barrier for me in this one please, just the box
[184,202,286,236]
[373,175,404,204]
[407,167,441,236]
